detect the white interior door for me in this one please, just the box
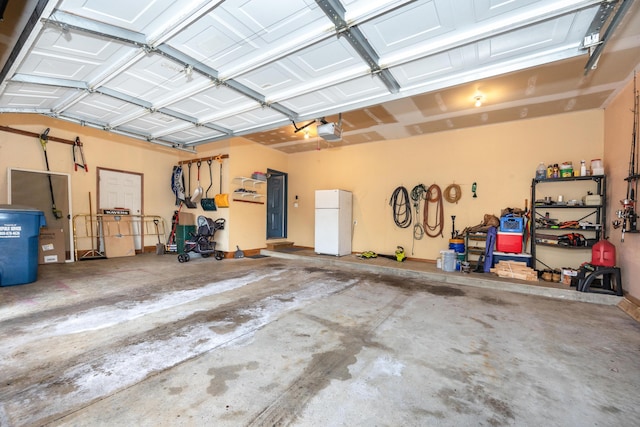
[98,168,143,250]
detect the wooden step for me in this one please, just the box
[265,241,294,250]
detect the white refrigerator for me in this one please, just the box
[315,189,352,256]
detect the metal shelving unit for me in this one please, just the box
[530,175,606,270]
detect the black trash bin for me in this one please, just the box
[0,205,46,286]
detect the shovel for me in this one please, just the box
[234,245,245,258]
[201,159,217,211]
[153,219,165,255]
[191,161,203,204]
[214,155,230,208]
[183,162,197,209]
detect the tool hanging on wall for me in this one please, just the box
[443,183,462,203]
[616,72,639,241]
[190,161,203,203]
[214,155,230,208]
[200,159,217,211]
[423,184,444,238]
[39,128,63,219]
[171,164,186,205]
[409,184,427,254]
[72,137,88,172]
[183,162,197,209]
[389,186,411,229]
[471,182,478,198]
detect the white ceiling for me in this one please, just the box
[0,0,639,153]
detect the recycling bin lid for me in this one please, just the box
[0,205,47,227]
[0,204,45,214]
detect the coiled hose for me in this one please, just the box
[424,184,444,238]
[410,184,428,240]
[443,183,462,204]
[389,186,412,228]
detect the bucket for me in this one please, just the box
[449,239,465,271]
[591,239,616,267]
[449,238,465,254]
[442,250,456,272]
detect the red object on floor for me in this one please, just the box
[591,239,616,267]
[496,231,523,254]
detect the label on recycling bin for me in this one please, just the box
[0,223,21,238]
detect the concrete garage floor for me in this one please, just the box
[1,253,639,426]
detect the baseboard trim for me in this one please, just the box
[618,296,640,322]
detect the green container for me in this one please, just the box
[175,225,196,254]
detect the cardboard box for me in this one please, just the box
[178,212,195,225]
[104,234,136,258]
[39,227,65,264]
[561,268,578,285]
[102,215,135,258]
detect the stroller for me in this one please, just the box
[177,215,225,263]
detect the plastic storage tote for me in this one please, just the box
[499,215,524,233]
[0,205,46,286]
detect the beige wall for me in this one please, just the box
[0,114,288,256]
[287,110,604,266]
[0,114,179,252]
[604,78,640,299]
[1,109,606,272]
[189,139,288,252]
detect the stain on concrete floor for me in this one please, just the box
[0,254,639,426]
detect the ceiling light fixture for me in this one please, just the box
[304,130,309,139]
[474,94,484,107]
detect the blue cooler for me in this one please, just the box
[0,205,46,286]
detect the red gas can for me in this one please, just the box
[591,239,616,267]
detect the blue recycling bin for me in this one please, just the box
[0,205,46,286]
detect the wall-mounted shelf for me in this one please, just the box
[233,198,264,205]
[233,191,264,199]
[233,176,265,204]
[233,176,265,187]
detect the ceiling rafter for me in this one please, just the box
[40,7,302,130]
[315,0,401,94]
[0,0,637,152]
